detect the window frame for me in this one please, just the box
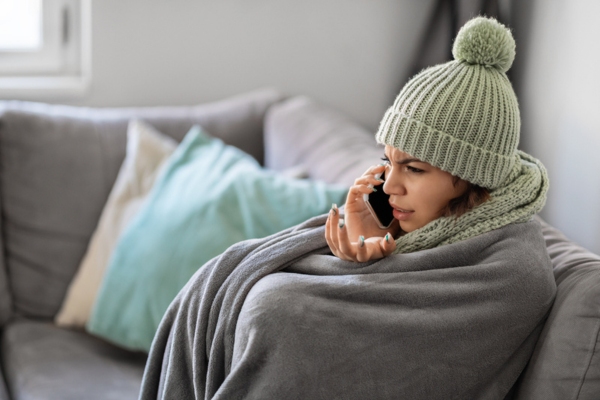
[0,0,91,98]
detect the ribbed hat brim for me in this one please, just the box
[375,109,518,189]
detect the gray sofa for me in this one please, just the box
[0,88,598,399]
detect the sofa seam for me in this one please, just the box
[575,317,600,399]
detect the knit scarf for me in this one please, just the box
[393,150,549,254]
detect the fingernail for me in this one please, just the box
[385,233,390,243]
[338,219,345,229]
[367,184,377,192]
[376,177,384,182]
[378,163,386,166]
[331,203,337,216]
[359,235,365,247]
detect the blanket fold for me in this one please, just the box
[140,216,556,400]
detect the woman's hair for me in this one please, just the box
[442,177,491,218]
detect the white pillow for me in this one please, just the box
[55,120,178,328]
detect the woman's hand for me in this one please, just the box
[325,203,396,262]
[324,164,400,262]
[344,164,400,241]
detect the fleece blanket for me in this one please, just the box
[139,215,556,400]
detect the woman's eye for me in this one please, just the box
[406,166,424,173]
[380,156,390,165]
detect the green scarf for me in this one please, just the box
[394,151,549,254]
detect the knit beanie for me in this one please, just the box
[375,16,519,189]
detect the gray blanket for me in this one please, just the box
[139,215,556,400]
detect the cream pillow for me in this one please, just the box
[55,120,178,328]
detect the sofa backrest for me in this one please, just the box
[513,216,600,400]
[264,96,384,187]
[0,88,284,322]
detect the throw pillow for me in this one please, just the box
[86,126,348,351]
[55,120,177,328]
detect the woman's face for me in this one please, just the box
[382,145,468,233]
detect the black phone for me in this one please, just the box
[363,170,395,229]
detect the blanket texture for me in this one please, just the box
[139,215,556,400]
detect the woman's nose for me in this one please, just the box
[382,169,406,196]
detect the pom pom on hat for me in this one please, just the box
[452,16,515,73]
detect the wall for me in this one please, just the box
[58,0,434,131]
[513,0,600,253]
[11,0,600,252]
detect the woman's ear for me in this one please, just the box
[451,176,469,195]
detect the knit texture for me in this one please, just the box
[372,16,549,252]
[393,151,549,253]
[452,16,515,72]
[375,17,520,189]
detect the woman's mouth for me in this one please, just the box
[391,205,414,221]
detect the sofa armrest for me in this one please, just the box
[0,360,10,400]
[514,216,600,399]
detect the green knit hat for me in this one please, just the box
[375,16,519,189]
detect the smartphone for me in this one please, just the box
[363,170,395,229]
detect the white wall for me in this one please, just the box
[15,0,600,252]
[57,0,434,131]
[515,0,600,253]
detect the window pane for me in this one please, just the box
[0,0,42,50]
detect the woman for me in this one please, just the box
[140,17,556,400]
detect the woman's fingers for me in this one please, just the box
[355,235,370,262]
[326,204,339,246]
[329,209,396,263]
[349,182,383,202]
[348,165,386,203]
[361,164,387,178]
[344,232,396,263]
[347,183,378,201]
[329,205,346,259]
[380,232,397,256]
[337,217,355,260]
[353,175,385,188]
[326,204,353,261]
[353,167,386,190]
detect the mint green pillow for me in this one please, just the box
[86,126,347,351]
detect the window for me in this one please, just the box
[0,0,42,51]
[0,0,91,97]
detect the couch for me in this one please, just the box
[0,88,598,399]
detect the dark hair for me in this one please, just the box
[442,177,491,218]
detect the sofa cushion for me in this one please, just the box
[0,88,284,320]
[55,120,178,329]
[1,319,147,400]
[513,216,600,399]
[264,96,383,187]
